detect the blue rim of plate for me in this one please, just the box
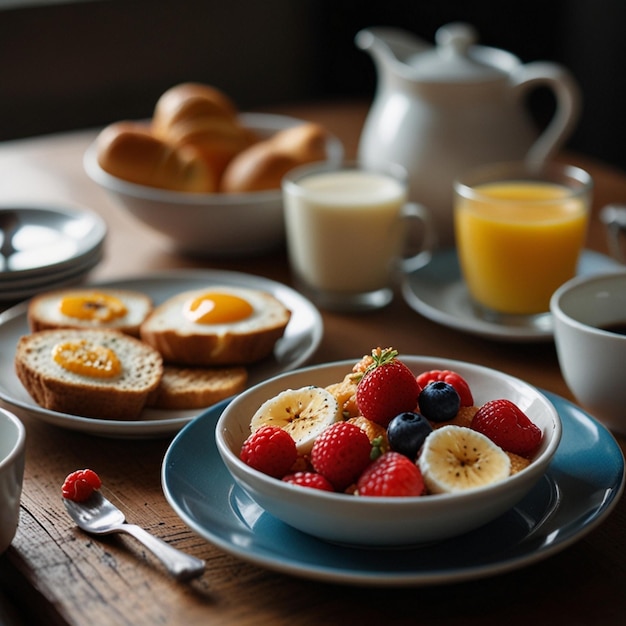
[162,390,625,587]
[402,249,623,342]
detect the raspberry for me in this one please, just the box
[240,426,298,478]
[416,369,474,406]
[62,469,102,501]
[282,471,335,491]
[355,348,421,427]
[310,421,373,491]
[471,399,542,458]
[357,452,425,497]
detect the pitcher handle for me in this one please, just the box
[511,61,581,165]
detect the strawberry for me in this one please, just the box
[357,452,425,497]
[355,347,421,427]
[240,426,298,478]
[416,369,474,406]
[470,399,542,458]
[310,421,372,491]
[62,469,102,502]
[282,471,335,491]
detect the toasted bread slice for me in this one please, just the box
[140,286,291,366]
[147,365,247,410]
[28,288,153,337]
[15,329,163,420]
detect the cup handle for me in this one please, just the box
[511,61,581,165]
[600,204,626,264]
[397,202,436,273]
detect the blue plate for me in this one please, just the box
[162,392,624,587]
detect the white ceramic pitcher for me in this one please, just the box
[356,23,581,248]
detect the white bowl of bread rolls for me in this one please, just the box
[84,82,343,257]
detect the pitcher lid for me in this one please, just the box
[405,23,513,82]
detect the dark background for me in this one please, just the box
[0,0,624,169]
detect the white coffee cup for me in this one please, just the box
[282,161,434,312]
[550,271,626,434]
[0,408,26,554]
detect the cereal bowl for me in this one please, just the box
[215,356,561,546]
[0,408,26,554]
[84,113,343,257]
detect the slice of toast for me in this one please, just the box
[140,286,291,366]
[147,365,248,410]
[15,328,163,420]
[27,288,153,337]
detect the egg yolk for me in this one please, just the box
[183,292,254,324]
[52,340,122,378]
[59,292,128,322]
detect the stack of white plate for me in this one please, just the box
[0,204,106,303]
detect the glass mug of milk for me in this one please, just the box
[282,161,434,311]
[454,161,593,323]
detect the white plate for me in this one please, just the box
[0,204,107,278]
[162,390,624,587]
[0,270,323,438]
[0,245,104,302]
[402,249,622,341]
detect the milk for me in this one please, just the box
[283,170,407,294]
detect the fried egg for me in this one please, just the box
[27,289,153,336]
[139,286,291,365]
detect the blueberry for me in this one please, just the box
[418,381,460,422]
[387,411,433,459]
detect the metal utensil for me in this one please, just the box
[600,204,626,264]
[0,210,19,265]
[63,491,205,580]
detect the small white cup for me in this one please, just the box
[550,271,626,434]
[0,408,26,554]
[282,161,434,312]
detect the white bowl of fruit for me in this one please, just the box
[215,348,561,546]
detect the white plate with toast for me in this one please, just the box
[0,270,323,438]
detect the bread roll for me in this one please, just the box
[152,82,238,134]
[220,123,328,192]
[152,83,255,179]
[96,121,216,192]
[140,286,291,366]
[27,288,153,337]
[15,329,163,420]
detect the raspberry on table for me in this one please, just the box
[62,469,102,502]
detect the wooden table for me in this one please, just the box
[0,101,625,626]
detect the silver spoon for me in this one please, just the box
[0,210,19,267]
[63,491,205,580]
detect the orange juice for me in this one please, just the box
[455,181,589,315]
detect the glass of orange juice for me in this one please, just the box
[454,161,593,321]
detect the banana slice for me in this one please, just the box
[250,386,342,454]
[418,425,511,494]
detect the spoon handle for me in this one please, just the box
[121,523,205,580]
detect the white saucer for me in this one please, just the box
[402,249,622,341]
